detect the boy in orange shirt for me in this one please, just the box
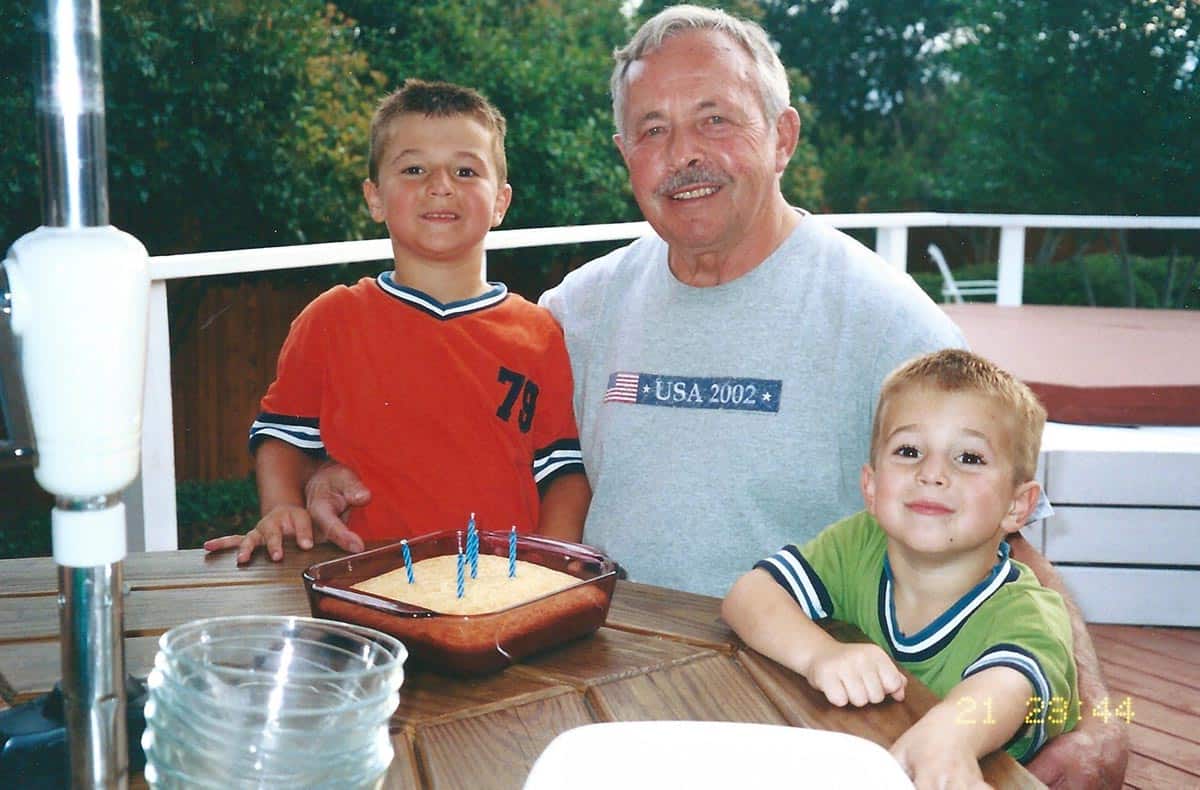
[205,80,588,563]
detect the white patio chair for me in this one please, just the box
[928,243,998,303]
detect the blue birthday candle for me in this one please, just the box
[467,512,479,579]
[401,539,414,584]
[456,535,465,599]
[508,526,517,578]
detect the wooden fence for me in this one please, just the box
[169,277,327,482]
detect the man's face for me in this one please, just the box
[615,30,796,259]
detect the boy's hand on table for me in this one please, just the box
[203,504,311,563]
[203,503,364,563]
[890,726,991,790]
[805,641,907,707]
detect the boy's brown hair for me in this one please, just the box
[367,78,508,184]
[869,349,1047,483]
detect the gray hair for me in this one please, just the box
[610,4,790,138]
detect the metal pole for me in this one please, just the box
[37,0,108,228]
[36,2,128,787]
[58,529,127,789]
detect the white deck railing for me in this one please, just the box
[126,212,1200,550]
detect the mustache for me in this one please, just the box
[654,164,730,196]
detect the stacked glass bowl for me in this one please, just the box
[141,615,407,789]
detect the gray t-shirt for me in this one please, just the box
[540,217,966,596]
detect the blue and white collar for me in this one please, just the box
[376,272,507,319]
[880,542,1018,662]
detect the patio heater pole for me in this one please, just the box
[1,1,149,786]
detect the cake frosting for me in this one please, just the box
[352,554,580,615]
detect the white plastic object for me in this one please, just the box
[52,503,127,567]
[4,225,149,498]
[523,721,915,789]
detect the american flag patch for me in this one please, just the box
[603,372,640,403]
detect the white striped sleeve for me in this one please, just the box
[754,545,833,621]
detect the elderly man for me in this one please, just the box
[541,10,1123,786]
[538,9,962,596]
[222,5,1126,786]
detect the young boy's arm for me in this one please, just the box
[890,666,1032,790]
[203,439,364,562]
[722,568,907,707]
[535,472,590,542]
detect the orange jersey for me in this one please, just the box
[249,273,583,541]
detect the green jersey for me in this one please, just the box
[755,511,1078,762]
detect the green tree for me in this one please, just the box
[0,2,47,251]
[339,0,637,232]
[938,0,1200,216]
[1,0,383,255]
[762,0,962,142]
[929,0,1200,303]
[781,69,825,211]
[759,1,959,212]
[103,0,385,253]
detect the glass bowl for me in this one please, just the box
[142,615,405,789]
[303,531,618,675]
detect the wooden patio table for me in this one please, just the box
[0,547,1041,788]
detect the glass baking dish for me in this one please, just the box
[303,530,618,676]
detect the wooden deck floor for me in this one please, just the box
[1091,624,1200,788]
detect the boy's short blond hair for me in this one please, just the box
[367,79,508,184]
[869,349,1047,482]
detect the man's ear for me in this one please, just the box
[613,133,632,168]
[362,178,384,223]
[773,107,801,173]
[1001,480,1042,535]
[860,463,877,514]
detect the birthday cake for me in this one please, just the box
[352,554,580,615]
[304,531,617,674]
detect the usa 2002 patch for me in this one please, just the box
[602,372,781,413]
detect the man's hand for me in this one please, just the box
[804,641,908,707]
[1026,717,1129,789]
[303,461,371,552]
[1007,532,1129,788]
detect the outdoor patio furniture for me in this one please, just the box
[928,243,999,303]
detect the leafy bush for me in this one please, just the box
[0,475,260,559]
[911,254,1199,310]
[0,508,50,559]
[175,476,260,548]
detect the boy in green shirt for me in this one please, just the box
[723,349,1077,788]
